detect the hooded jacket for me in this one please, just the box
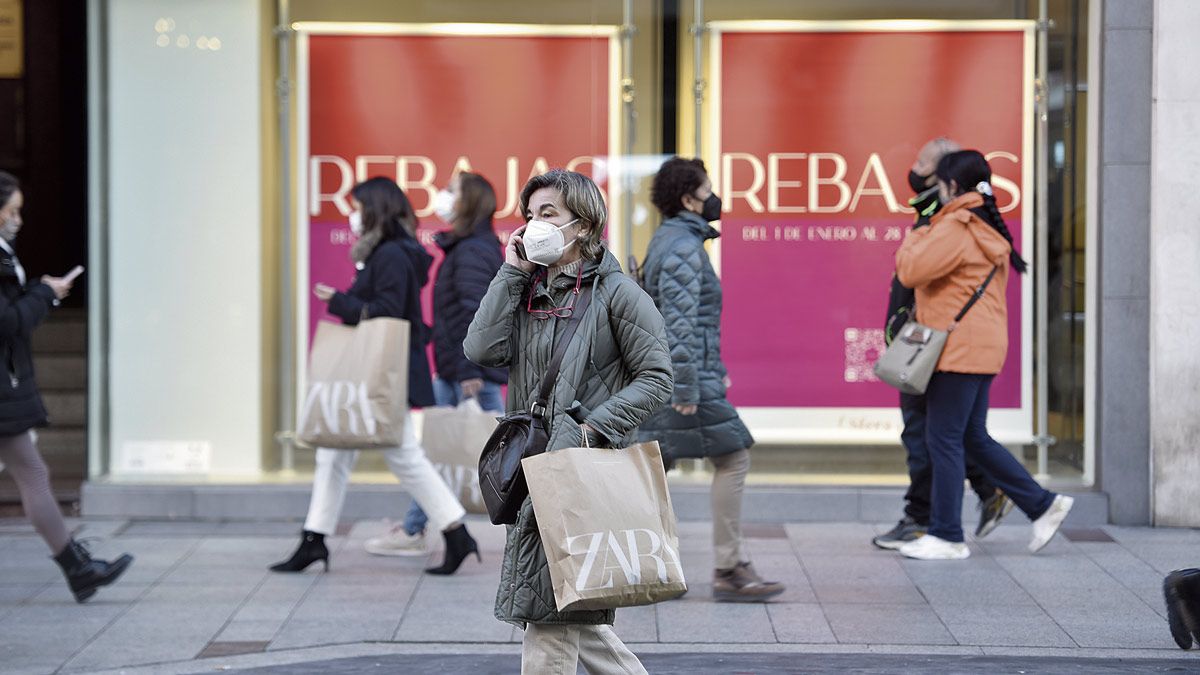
[328,234,436,408]
[431,224,506,386]
[895,192,1012,375]
[464,250,673,626]
[0,244,55,435]
[635,210,753,460]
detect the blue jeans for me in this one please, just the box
[901,392,998,525]
[926,372,1055,543]
[403,377,504,535]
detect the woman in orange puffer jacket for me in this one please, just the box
[893,150,1072,561]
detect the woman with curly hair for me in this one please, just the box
[637,157,784,602]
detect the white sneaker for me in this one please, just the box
[1029,495,1074,553]
[364,526,427,557]
[899,534,970,560]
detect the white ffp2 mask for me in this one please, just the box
[433,189,456,224]
[522,218,579,266]
[348,211,363,236]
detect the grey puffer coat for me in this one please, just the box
[636,211,754,460]
[464,250,673,627]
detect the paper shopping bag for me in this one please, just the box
[523,440,687,612]
[298,318,409,450]
[421,398,499,468]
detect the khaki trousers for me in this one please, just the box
[710,448,751,570]
[522,623,647,675]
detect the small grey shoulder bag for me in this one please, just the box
[873,266,998,395]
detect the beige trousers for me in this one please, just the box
[710,448,751,570]
[522,623,648,675]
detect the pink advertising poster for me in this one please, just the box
[297,25,615,376]
[708,23,1034,442]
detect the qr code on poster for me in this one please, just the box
[844,328,885,383]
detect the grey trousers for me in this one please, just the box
[0,430,70,554]
[522,622,648,675]
[710,448,751,570]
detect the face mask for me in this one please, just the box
[908,170,932,195]
[348,211,363,236]
[522,218,579,266]
[433,189,456,224]
[699,194,722,222]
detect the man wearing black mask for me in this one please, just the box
[872,138,1013,549]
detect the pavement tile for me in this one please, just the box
[394,579,509,643]
[218,619,287,643]
[823,603,957,645]
[656,597,776,643]
[901,559,1037,607]
[766,603,837,644]
[931,604,1076,647]
[786,523,882,555]
[612,604,659,643]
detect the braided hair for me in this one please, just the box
[935,150,1028,274]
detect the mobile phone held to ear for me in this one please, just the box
[515,240,529,262]
[64,266,85,283]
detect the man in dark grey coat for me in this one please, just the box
[636,157,784,603]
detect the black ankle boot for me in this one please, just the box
[270,530,329,573]
[53,539,134,604]
[424,524,480,576]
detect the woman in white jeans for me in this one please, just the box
[270,177,478,576]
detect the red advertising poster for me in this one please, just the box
[708,23,1034,442]
[298,25,617,354]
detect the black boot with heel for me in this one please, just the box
[270,530,329,573]
[53,539,134,603]
[425,524,480,576]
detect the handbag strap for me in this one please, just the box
[950,265,999,330]
[531,284,594,418]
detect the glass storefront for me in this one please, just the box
[90,0,1095,490]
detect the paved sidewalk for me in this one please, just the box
[0,515,1196,674]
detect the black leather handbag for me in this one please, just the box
[478,285,593,525]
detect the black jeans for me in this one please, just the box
[926,372,1055,543]
[901,392,998,525]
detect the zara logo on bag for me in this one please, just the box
[301,381,378,435]
[566,529,684,592]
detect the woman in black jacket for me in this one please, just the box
[270,177,478,576]
[0,171,133,602]
[364,172,506,558]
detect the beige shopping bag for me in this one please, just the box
[298,318,409,450]
[421,399,497,515]
[523,439,688,612]
[421,398,499,468]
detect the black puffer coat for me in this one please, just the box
[0,245,55,436]
[431,224,506,386]
[636,211,753,460]
[328,235,436,408]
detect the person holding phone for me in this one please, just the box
[464,169,673,674]
[0,171,134,602]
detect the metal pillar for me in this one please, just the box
[690,0,706,158]
[1034,0,1055,481]
[275,0,296,472]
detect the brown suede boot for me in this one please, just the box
[713,562,785,603]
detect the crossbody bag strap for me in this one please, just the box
[531,285,594,418]
[949,265,1000,330]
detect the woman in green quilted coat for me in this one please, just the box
[465,169,672,675]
